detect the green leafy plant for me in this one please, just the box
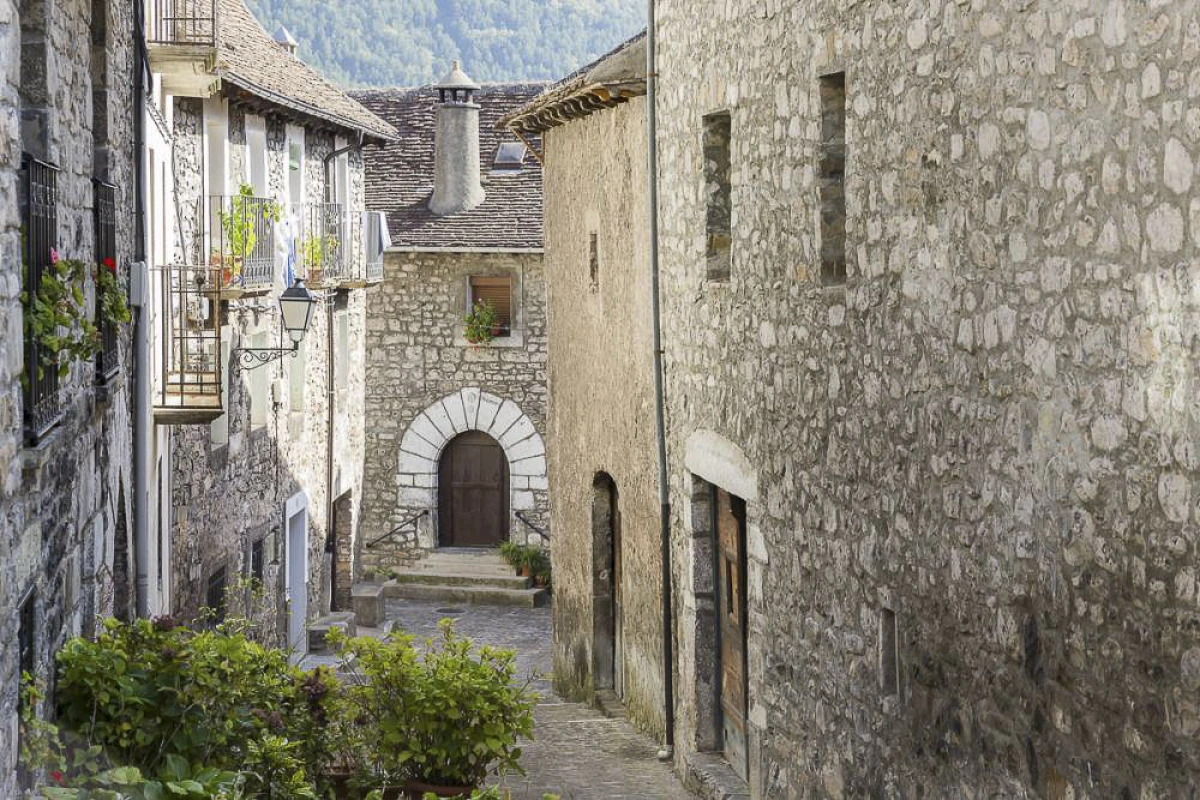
[464,299,498,346]
[216,184,281,286]
[300,233,340,278]
[332,619,537,791]
[497,544,549,585]
[96,258,132,329]
[22,252,101,380]
[50,617,345,797]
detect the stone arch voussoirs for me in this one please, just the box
[397,388,547,510]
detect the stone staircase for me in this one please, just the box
[383,548,549,608]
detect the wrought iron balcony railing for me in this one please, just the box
[94,179,120,381]
[298,202,345,286]
[147,0,216,47]
[206,193,280,291]
[154,263,223,424]
[22,155,64,442]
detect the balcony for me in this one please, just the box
[146,0,219,97]
[297,202,345,287]
[206,192,280,295]
[153,264,224,424]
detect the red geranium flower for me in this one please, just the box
[50,248,59,265]
[102,257,116,272]
[51,771,63,785]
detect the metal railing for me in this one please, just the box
[206,193,279,290]
[298,202,345,284]
[157,264,223,415]
[366,510,430,549]
[515,511,549,544]
[22,155,63,442]
[94,179,120,381]
[147,0,216,46]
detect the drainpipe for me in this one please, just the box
[648,0,675,760]
[321,134,363,610]
[132,0,152,618]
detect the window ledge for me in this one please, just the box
[454,330,525,349]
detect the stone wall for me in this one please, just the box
[539,97,666,735]
[361,249,548,569]
[168,98,369,642]
[0,0,135,791]
[657,0,1200,796]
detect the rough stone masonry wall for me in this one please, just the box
[361,250,548,570]
[0,0,134,791]
[540,98,667,736]
[170,99,368,637]
[657,0,1200,796]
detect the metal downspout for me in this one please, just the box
[648,0,675,759]
[133,0,152,618]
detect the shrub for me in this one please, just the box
[333,619,537,790]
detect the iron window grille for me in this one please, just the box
[22,155,64,442]
[94,179,120,381]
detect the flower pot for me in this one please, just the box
[402,779,476,799]
[519,566,531,578]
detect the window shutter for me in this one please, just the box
[470,276,512,335]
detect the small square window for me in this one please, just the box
[470,276,513,337]
[493,141,527,171]
[250,539,265,585]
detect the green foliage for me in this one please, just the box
[216,185,282,284]
[49,617,345,797]
[497,544,549,586]
[300,233,339,273]
[96,262,132,329]
[244,0,645,88]
[464,299,498,346]
[332,619,537,789]
[22,255,101,380]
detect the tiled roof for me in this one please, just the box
[352,83,547,250]
[216,0,396,142]
[501,32,647,134]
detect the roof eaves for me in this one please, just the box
[221,71,398,143]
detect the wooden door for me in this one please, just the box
[716,487,749,780]
[439,431,509,547]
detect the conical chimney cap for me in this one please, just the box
[436,60,480,91]
[273,25,298,54]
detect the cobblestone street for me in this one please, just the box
[380,599,695,800]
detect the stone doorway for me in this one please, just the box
[438,431,510,547]
[592,473,624,698]
[714,486,749,781]
[331,491,353,611]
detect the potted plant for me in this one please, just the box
[214,184,281,288]
[332,620,536,799]
[464,299,498,346]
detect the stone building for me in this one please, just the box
[0,0,137,791]
[146,0,394,651]
[650,0,1200,796]
[500,36,665,733]
[352,75,551,571]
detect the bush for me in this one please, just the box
[333,619,537,790]
[48,617,344,797]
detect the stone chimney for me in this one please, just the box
[273,25,298,56]
[430,61,485,216]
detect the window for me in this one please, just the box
[335,305,349,406]
[21,155,63,441]
[470,276,512,337]
[246,117,268,197]
[205,566,228,622]
[589,232,599,291]
[493,141,527,171]
[94,179,120,380]
[287,134,304,211]
[819,72,847,285]
[18,589,35,677]
[211,333,231,445]
[703,112,732,281]
[880,607,899,696]
[250,538,265,585]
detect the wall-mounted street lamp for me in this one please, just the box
[231,279,317,372]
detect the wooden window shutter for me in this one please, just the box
[470,276,512,335]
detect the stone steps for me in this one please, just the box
[385,548,549,608]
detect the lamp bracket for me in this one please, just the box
[231,343,299,373]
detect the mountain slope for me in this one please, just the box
[244,0,645,88]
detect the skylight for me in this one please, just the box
[493,141,527,171]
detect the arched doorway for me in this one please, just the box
[438,431,510,547]
[592,473,623,697]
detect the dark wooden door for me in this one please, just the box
[613,499,624,699]
[439,431,509,547]
[716,487,749,780]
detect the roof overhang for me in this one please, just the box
[221,72,398,144]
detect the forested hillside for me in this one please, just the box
[244,0,645,87]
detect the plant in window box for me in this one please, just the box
[22,248,102,381]
[97,257,132,329]
[214,184,281,287]
[463,299,499,346]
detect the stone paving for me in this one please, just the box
[314,598,695,799]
